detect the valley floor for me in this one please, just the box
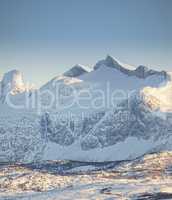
[0,152,172,199]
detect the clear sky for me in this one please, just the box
[0,0,171,86]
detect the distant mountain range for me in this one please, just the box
[0,55,172,162]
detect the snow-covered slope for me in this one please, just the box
[1,90,172,162]
[81,64,167,90]
[0,56,172,162]
[40,64,91,106]
[40,92,172,161]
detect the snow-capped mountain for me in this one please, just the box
[63,64,92,77]
[94,55,169,79]
[40,64,91,92]
[40,56,169,93]
[38,56,169,113]
[0,70,27,101]
[0,56,172,162]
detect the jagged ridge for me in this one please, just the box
[94,55,170,80]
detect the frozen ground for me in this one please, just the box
[1,152,172,200]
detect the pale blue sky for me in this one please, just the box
[0,0,171,86]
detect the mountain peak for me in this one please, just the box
[94,55,135,71]
[63,64,91,77]
[105,55,120,65]
[94,55,120,70]
[0,69,26,100]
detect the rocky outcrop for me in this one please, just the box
[0,70,26,101]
